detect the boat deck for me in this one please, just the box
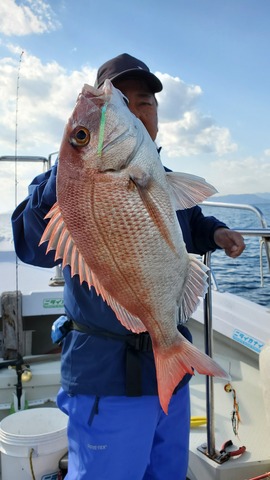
[188,319,270,480]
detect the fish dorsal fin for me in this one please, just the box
[40,203,147,334]
[166,172,217,210]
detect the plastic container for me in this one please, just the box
[0,407,68,480]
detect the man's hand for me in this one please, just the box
[213,228,245,258]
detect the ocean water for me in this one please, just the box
[1,203,270,307]
[201,202,270,307]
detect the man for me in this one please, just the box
[12,53,245,480]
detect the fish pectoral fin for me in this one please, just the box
[166,171,218,210]
[154,337,229,415]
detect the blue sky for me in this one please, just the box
[0,0,270,213]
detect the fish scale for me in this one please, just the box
[64,176,175,321]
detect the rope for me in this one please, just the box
[247,473,270,480]
[29,448,36,480]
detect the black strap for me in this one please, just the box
[69,320,152,352]
[126,346,142,396]
[68,319,152,397]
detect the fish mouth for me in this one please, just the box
[81,79,114,100]
[81,83,106,99]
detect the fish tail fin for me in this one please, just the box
[154,338,229,414]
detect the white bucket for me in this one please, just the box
[0,407,68,480]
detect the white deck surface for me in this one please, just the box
[188,319,270,480]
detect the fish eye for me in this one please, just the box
[70,126,90,147]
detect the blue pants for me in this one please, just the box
[57,385,190,480]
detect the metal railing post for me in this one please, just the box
[203,251,216,457]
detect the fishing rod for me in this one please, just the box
[13,50,24,410]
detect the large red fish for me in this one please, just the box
[40,80,228,413]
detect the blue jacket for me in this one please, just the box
[12,163,227,396]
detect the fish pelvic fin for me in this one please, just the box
[166,171,218,210]
[154,337,229,414]
[179,255,209,322]
[39,203,147,334]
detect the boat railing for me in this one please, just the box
[201,220,270,462]
[0,152,58,171]
[202,200,269,228]
[202,201,270,276]
[0,153,64,286]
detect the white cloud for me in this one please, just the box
[209,156,270,194]
[0,47,97,212]
[0,48,268,213]
[155,72,202,122]
[156,73,237,158]
[0,0,61,36]
[0,48,97,156]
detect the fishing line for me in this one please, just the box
[15,51,24,209]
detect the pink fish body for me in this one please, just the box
[41,80,228,413]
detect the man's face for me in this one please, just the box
[113,78,158,141]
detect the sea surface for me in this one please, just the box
[1,203,270,307]
[201,202,270,307]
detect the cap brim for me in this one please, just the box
[100,68,163,93]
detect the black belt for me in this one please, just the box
[69,319,152,397]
